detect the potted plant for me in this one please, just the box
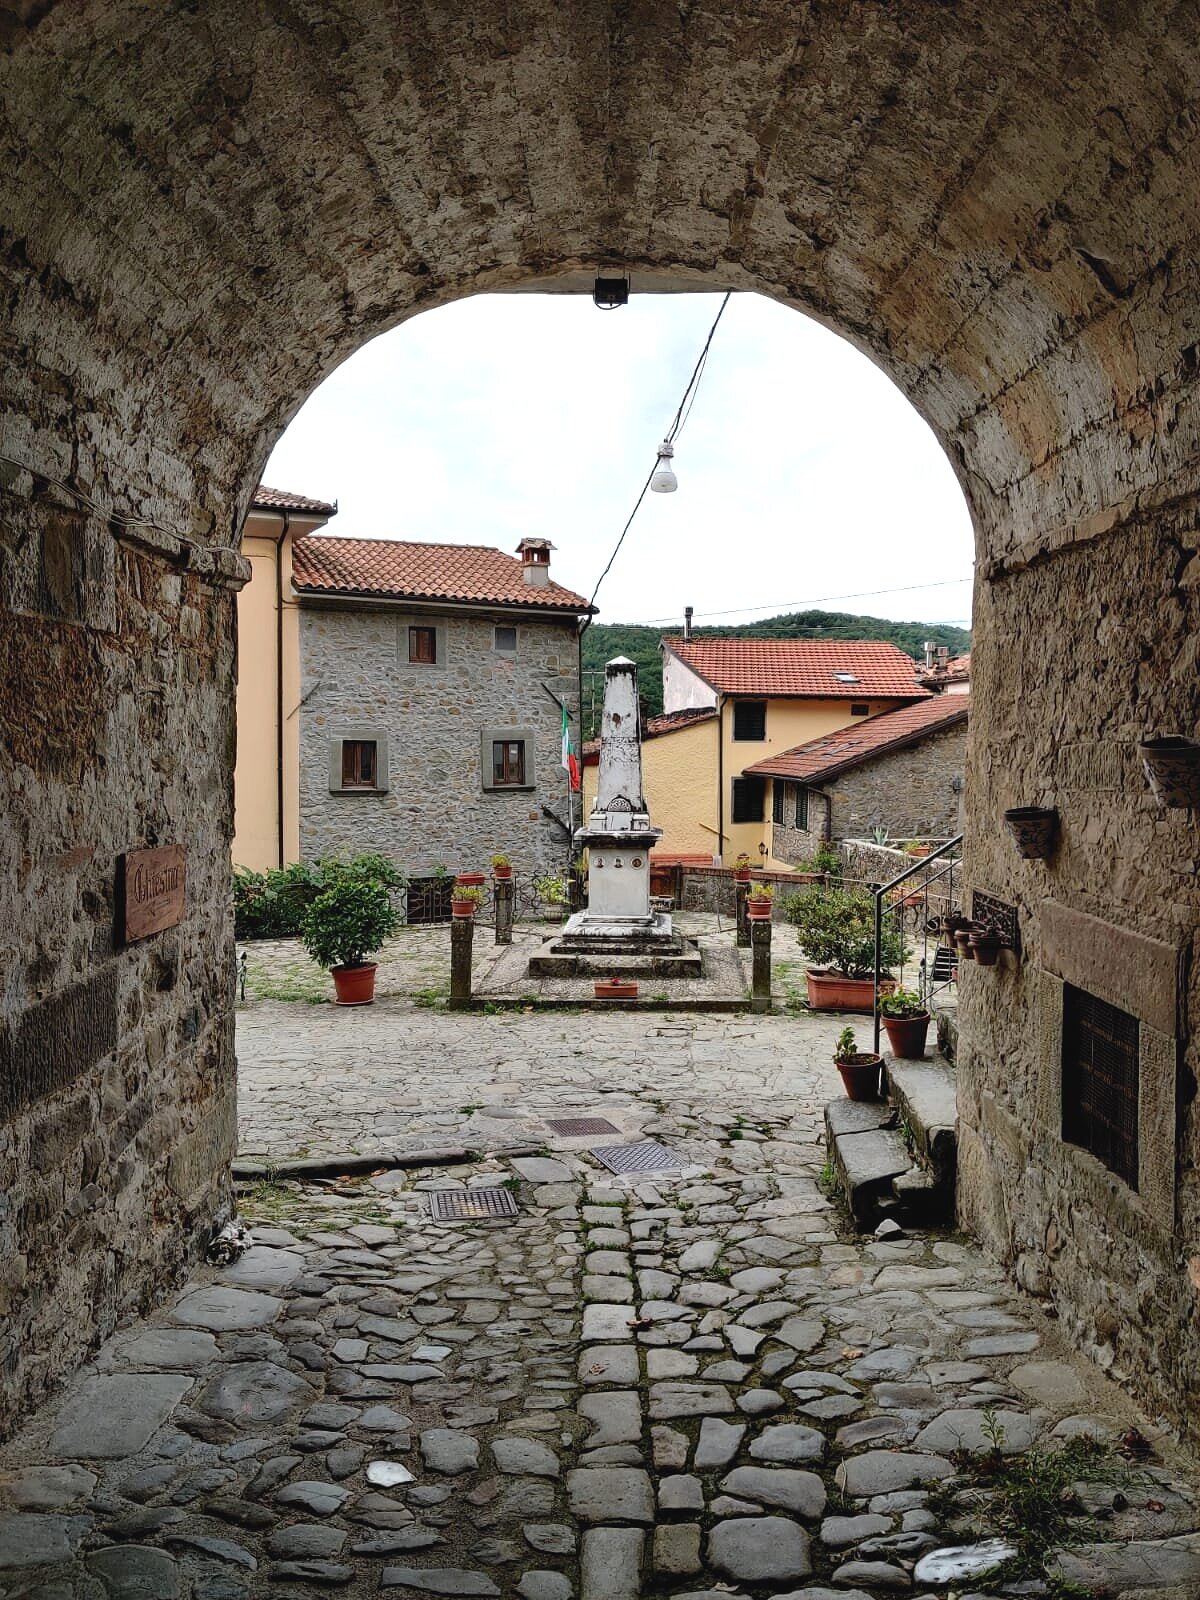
[783,886,906,1012]
[452,884,485,918]
[902,839,931,858]
[733,852,753,884]
[455,868,487,888]
[747,883,774,920]
[301,874,399,1005]
[969,927,1004,966]
[879,986,931,1058]
[534,874,568,921]
[1139,736,1200,809]
[490,853,513,881]
[833,1026,883,1101]
[1003,806,1058,858]
[595,977,639,1000]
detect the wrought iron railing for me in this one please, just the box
[871,835,964,1054]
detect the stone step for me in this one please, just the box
[885,1058,958,1177]
[933,996,959,1064]
[824,1100,911,1226]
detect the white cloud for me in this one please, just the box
[265,291,974,627]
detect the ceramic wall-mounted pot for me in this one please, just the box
[1003,806,1059,858]
[1140,737,1200,808]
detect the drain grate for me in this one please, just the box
[545,1117,621,1137]
[589,1141,685,1176]
[428,1187,519,1221]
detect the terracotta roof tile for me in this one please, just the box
[664,637,929,699]
[745,694,969,783]
[252,484,337,515]
[292,535,592,612]
[582,705,717,761]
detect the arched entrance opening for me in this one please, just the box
[2,2,1198,1441]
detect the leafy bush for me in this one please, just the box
[879,985,927,1018]
[301,877,399,970]
[234,855,404,940]
[782,885,906,978]
[534,874,567,904]
[795,844,842,878]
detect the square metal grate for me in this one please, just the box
[589,1141,685,1176]
[545,1117,621,1137]
[1062,983,1139,1189]
[428,1187,519,1221]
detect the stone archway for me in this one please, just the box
[2,1,1199,1437]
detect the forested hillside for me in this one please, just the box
[581,610,971,734]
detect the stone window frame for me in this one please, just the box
[493,624,518,654]
[328,727,390,794]
[480,724,536,793]
[1036,902,1182,1237]
[394,614,448,672]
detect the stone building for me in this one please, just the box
[748,695,969,861]
[6,4,1200,1447]
[291,534,591,880]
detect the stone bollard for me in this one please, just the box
[494,878,513,944]
[750,914,771,1013]
[450,912,474,1008]
[735,879,750,947]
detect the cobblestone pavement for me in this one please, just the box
[3,999,1198,1599]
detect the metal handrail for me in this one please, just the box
[872,834,964,1053]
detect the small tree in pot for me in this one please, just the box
[301,875,399,1006]
[878,985,931,1059]
[833,1026,882,1101]
[783,886,906,1012]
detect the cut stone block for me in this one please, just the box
[49,1374,194,1458]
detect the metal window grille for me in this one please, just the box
[340,738,377,788]
[406,875,455,924]
[731,775,764,823]
[409,625,437,663]
[1062,983,1139,1189]
[733,700,766,741]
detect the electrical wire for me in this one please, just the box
[586,292,733,614]
[625,574,974,628]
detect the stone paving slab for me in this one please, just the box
[2,995,1197,1598]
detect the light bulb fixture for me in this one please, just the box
[593,274,629,310]
[650,440,677,494]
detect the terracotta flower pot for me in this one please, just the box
[1140,737,1200,808]
[455,871,486,887]
[806,970,880,1013]
[733,868,752,883]
[451,898,478,918]
[332,962,377,1005]
[970,931,1003,966]
[595,978,638,1000]
[882,1011,931,1059]
[1004,806,1059,858]
[747,899,772,920]
[954,927,977,961]
[836,1053,883,1101]
[492,865,513,880]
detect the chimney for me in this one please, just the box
[684,605,693,640]
[923,640,938,671]
[517,537,555,588]
[936,645,950,670]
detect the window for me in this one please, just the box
[341,739,377,789]
[733,700,766,741]
[795,786,809,830]
[1062,983,1139,1188]
[494,625,517,652]
[833,671,859,684]
[492,739,526,787]
[731,775,765,823]
[772,783,785,825]
[409,626,437,664]
[851,702,869,717]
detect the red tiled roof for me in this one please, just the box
[252,484,337,515]
[745,695,969,784]
[920,651,971,688]
[664,638,930,700]
[292,536,592,612]
[582,705,717,762]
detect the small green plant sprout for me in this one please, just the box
[747,882,774,903]
[533,874,567,904]
[490,853,511,869]
[871,824,890,846]
[879,985,927,1019]
[833,1026,860,1064]
[430,862,451,881]
[980,1407,1008,1456]
[452,884,486,906]
[817,1155,837,1193]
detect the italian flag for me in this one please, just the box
[561,700,581,792]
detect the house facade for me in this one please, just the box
[292,535,590,879]
[233,485,337,871]
[585,637,929,864]
[746,694,970,862]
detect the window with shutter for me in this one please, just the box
[340,739,378,789]
[492,739,526,786]
[772,784,785,824]
[409,626,437,663]
[795,786,809,830]
[732,700,767,741]
[731,775,765,823]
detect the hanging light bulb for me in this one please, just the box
[650,440,678,494]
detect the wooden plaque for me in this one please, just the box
[121,845,186,941]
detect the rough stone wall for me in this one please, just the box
[3,0,1200,1439]
[0,473,238,1439]
[298,604,580,880]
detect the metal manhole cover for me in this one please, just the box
[589,1142,685,1176]
[545,1117,621,1136]
[428,1187,519,1221]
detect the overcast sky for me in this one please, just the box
[265,291,974,629]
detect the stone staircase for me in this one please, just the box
[824,1038,958,1230]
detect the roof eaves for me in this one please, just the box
[750,703,969,784]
